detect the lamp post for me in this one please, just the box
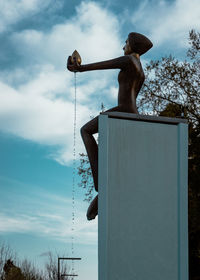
[57,257,81,280]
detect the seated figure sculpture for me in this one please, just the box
[67,32,153,220]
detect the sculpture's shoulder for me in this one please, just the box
[122,55,144,79]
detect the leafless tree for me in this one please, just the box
[0,242,17,279]
[20,259,43,280]
[44,252,70,280]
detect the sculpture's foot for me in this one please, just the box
[87,195,98,221]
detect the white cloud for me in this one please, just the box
[131,0,200,48]
[11,1,122,67]
[0,66,117,164]
[0,211,98,245]
[105,86,118,100]
[0,0,52,33]
[0,184,97,245]
[0,76,92,163]
[0,210,98,245]
[0,1,121,164]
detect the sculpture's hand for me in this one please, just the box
[67,56,80,72]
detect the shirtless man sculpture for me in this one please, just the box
[67,32,153,221]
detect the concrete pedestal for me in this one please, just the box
[98,112,188,280]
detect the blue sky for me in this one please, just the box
[0,0,199,279]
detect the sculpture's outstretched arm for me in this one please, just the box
[67,55,132,72]
[79,56,132,72]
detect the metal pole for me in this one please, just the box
[57,257,81,279]
[58,258,60,280]
[58,258,81,260]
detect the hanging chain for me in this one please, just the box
[71,71,77,279]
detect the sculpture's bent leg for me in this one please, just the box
[80,116,98,191]
[86,194,98,220]
[81,116,99,221]
[81,106,124,220]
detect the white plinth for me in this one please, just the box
[98,113,188,280]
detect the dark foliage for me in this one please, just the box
[78,152,94,202]
[138,34,200,126]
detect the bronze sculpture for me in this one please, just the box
[67,32,153,220]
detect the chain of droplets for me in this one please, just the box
[71,72,77,279]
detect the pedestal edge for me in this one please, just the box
[102,112,187,125]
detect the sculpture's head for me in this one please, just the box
[123,32,153,56]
